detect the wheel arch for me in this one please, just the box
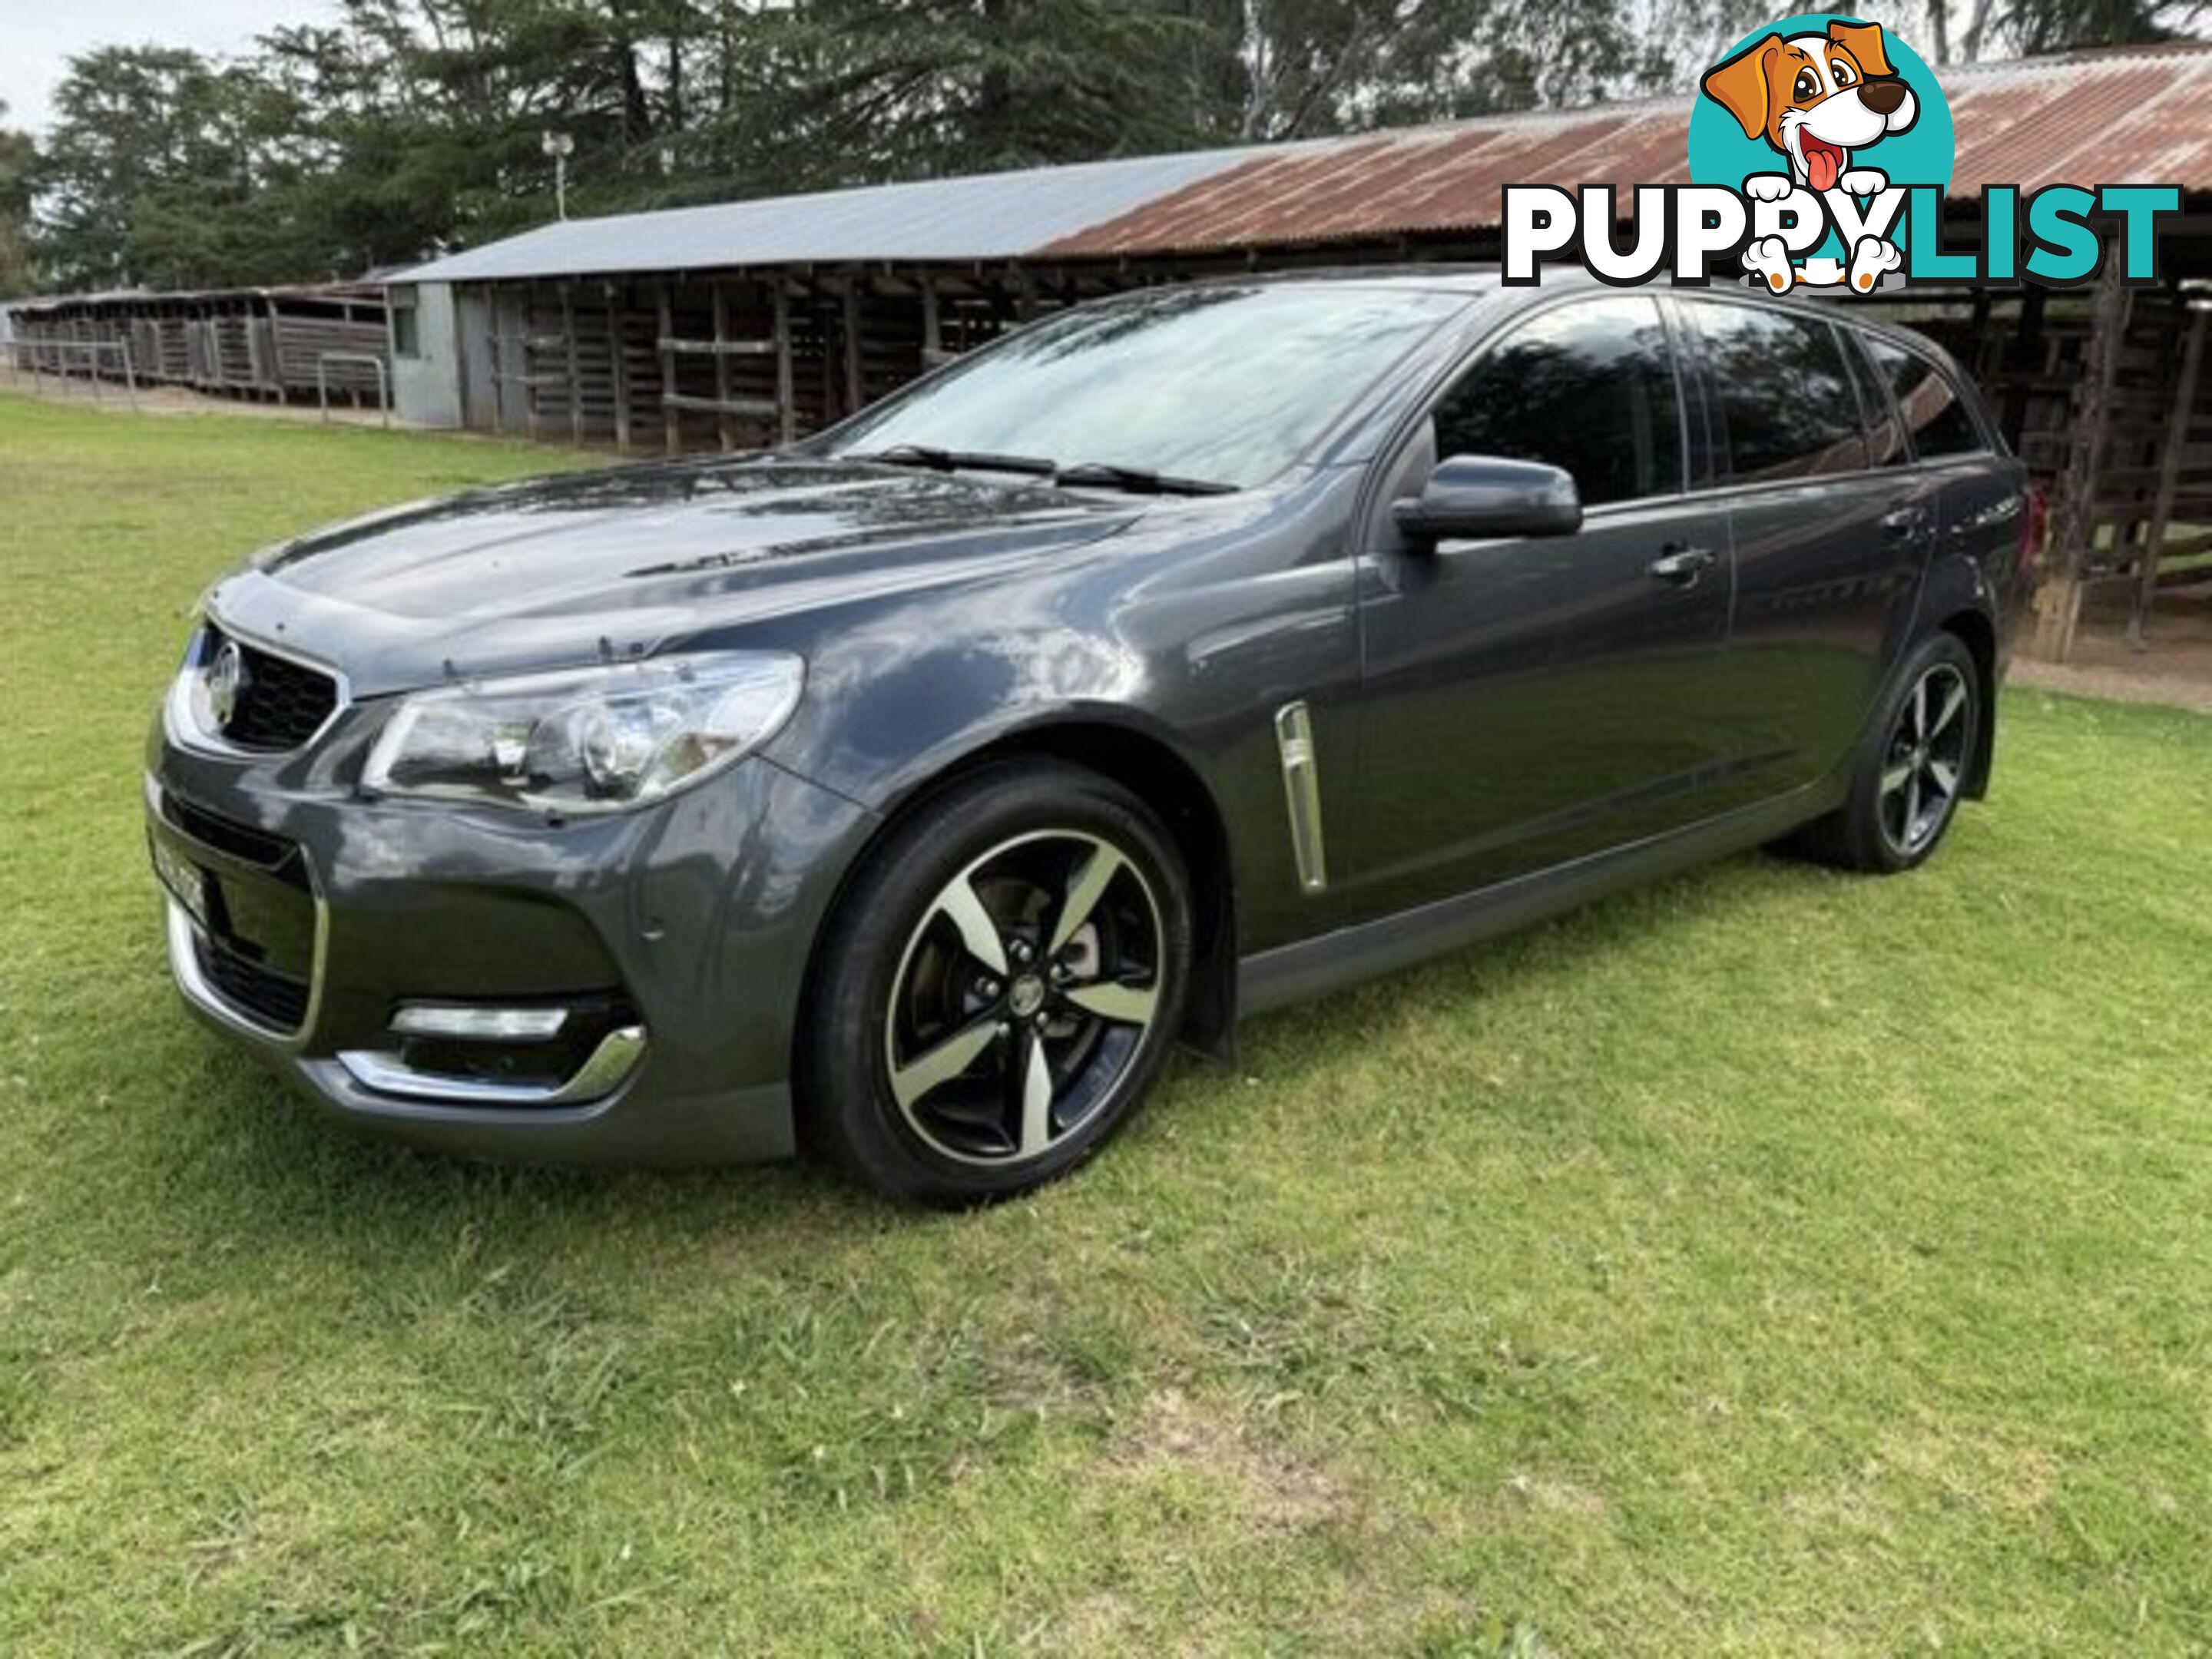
[793,716,1240,1083]
[1932,605,1998,799]
[1913,547,2002,801]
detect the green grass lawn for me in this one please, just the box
[3,392,2210,1657]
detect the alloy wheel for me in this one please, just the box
[1878,662,1972,858]
[883,830,1164,1167]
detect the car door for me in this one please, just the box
[1346,294,1737,918]
[1854,329,2022,586]
[1678,297,1938,804]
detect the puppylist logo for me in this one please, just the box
[1503,14,2181,292]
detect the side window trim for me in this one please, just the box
[1660,296,1722,492]
[1839,324,1913,467]
[1663,298,1690,498]
[1906,343,1998,455]
[1674,299,1737,487]
[1863,327,1998,463]
[1853,329,1929,466]
[1830,320,1883,461]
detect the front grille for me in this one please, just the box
[208,626,339,753]
[194,932,311,1033]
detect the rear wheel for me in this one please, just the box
[1796,631,1982,873]
[802,761,1191,1205]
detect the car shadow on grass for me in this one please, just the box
[137,843,1852,1263]
[1154,843,1853,1112]
[140,1041,867,1270]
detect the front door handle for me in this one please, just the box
[1882,506,1930,538]
[1648,545,1717,585]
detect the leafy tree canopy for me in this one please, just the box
[22,0,2197,293]
[0,101,41,298]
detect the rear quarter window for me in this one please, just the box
[1859,334,1988,461]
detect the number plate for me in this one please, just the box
[150,836,210,930]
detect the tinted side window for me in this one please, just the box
[1430,298,1682,507]
[1694,305,1869,482]
[1861,335,1986,460]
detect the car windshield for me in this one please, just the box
[815,283,1469,490]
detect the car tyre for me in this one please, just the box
[1795,630,1982,874]
[801,760,1193,1206]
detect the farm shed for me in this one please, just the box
[4,284,389,405]
[384,145,1263,449]
[389,44,2212,655]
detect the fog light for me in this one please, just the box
[390,1002,570,1041]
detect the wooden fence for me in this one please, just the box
[7,290,389,404]
[1903,280,2212,652]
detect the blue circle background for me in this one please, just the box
[1687,12,1954,259]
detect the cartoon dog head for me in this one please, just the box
[1702,21,1918,193]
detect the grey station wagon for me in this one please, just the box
[148,272,2033,1203]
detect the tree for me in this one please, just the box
[0,102,37,297]
[1190,0,1671,141]
[25,0,2205,293]
[687,1,1216,190]
[36,48,215,289]
[1996,0,2194,54]
[33,47,346,290]
[1853,0,2199,65]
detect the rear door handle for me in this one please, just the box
[1647,545,1717,585]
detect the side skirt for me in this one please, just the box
[1237,777,1843,1018]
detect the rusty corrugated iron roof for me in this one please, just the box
[1045,41,2212,259]
[369,41,2212,285]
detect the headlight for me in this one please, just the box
[363,652,803,816]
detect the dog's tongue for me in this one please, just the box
[1805,140,1842,193]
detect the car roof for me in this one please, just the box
[1084,267,1972,379]
[1156,263,1944,329]
[1161,264,1506,296]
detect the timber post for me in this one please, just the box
[2131,303,2207,651]
[2035,260,2131,663]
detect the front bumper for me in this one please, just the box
[146,700,877,1166]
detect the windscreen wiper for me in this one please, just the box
[1051,461,1237,497]
[853,443,1057,477]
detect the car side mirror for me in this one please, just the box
[1392,455,1582,545]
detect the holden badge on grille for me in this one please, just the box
[207,639,250,730]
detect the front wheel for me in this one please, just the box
[801,760,1193,1205]
[1796,631,1982,873]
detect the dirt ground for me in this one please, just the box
[0,361,400,429]
[2013,583,2212,715]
